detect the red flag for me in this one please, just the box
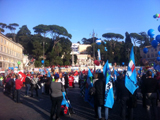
[18,72,26,82]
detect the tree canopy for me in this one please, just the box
[102,33,124,41]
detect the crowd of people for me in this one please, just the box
[0,67,160,120]
[0,70,75,120]
[79,69,160,120]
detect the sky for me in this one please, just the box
[0,0,160,43]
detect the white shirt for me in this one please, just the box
[58,77,65,85]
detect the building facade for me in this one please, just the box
[140,44,160,62]
[71,43,93,66]
[0,33,23,70]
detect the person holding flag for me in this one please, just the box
[84,68,93,103]
[123,46,139,120]
[94,73,106,120]
[125,46,139,95]
[102,60,114,120]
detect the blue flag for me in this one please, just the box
[61,92,69,107]
[125,46,139,94]
[103,60,114,108]
[138,67,142,75]
[85,68,94,107]
[87,68,93,87]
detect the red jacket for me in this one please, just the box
[69,76,74,82]
[15,79,23,90]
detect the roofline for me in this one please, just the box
[0,33,24,49]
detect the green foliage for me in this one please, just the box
[81,37,98,44]
[33,24,50,37]
[50,56,63,66]
[125,32,132,44]
[45,60,50,67]
[17,25,31,36]
[0,23,7,33]
[130,33,144,46]
[0,28,4,33]
[102,33,124,41]
[64,60,70,65]
[49,25,72,39]
[7,23,19,33]
[16,25,32,54]
[34,60,42,67]
[139,32,151,47]
[0,23,7,28]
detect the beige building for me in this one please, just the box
[71,43,93,66]
[140,44,160,62]
[0,33,23,70]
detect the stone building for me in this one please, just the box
[0,33,23,70]
[140,44,160,63]
[71,43,93,66]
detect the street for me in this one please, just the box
[0,85,159,120]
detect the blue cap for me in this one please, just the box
[54,74,59,79]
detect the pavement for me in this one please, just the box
[0,85,159,120]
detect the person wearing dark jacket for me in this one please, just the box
[45,76,51,95]
[142,70,158,120]
[94,73,107,120]
[64,74,68,91]
[50,74,64,120]
[92,73,99,119]
[24,75,31,97]
[141,74,147,108]
[10,74,16,99]
[119,71,136,120]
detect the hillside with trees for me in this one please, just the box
[0,22,151,66]
[0,23,72,67]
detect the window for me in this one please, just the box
[4,40,6,44]
[143,55,146,58]
[4,46,6,53]
[155,53,157,57]
[159,48,160,51]
[1,45,3,52]
[151,49,153,52]
[155,48,157,51]
[147,54,150,58]
[151,54,154,57]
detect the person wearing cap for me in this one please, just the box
[50,74,65,120]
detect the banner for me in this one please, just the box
[97,49,101,61]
